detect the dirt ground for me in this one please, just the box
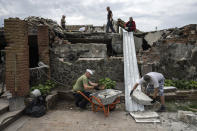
[4,100,197,131]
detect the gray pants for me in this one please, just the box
[146,79,165,96]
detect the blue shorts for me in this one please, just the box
[146,79,165,96]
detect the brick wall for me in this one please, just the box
[37,25,50,76]
[4,18,29,97]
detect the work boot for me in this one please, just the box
[156,105,166,112]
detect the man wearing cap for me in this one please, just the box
[73,69,98,109]
[130,72,166,112]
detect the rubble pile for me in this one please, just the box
[137,24,197,80]
[24,16,65,44]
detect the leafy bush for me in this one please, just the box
[31,80,56,95]
[165,79,197,90]
[99,78,116,89]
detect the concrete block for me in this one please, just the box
[46,92,58,110]
[144,31,163,46]
[131,90,152,105]
[178,110,197,125]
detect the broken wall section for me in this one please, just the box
[30,25,50,86]
[138,24,197,80]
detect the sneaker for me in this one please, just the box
[156,105,166,112]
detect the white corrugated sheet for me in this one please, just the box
[123,31,144,111]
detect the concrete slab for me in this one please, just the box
[130,111,160,123]
[135,118,160,123]
[164,86,177,93]
[131,90,152,105]
[130,112,159,119]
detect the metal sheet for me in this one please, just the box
[123,30,144,111]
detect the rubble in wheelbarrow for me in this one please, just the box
[91,89,122,105]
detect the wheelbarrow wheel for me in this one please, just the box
[109,105,116,111]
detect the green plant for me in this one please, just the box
[99,77,116,89]
[165,79,197,90]
[31,80,56,95]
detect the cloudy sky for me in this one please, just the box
[0,0,197,31]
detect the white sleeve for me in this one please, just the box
[137,78,145,85]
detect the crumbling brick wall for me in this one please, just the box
[37,25,50,77]
[4,18,29,97]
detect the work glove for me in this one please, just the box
[151,98,156,104]
[130,90,134,96]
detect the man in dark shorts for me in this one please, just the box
[130,72,166,112]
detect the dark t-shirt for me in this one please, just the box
[107,10,112,21]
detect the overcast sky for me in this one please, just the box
[0,0,197,31]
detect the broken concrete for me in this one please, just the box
[45,91,58,110]
[131,90,152,105]
[144,31,163,46]
[139,24,197,80]
[178,110,197,125]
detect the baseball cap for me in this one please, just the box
[86,69,94,75]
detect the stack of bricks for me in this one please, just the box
[37,25,50,76]
[4,18,29,97]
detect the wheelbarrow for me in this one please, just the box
[78,89,122,117]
